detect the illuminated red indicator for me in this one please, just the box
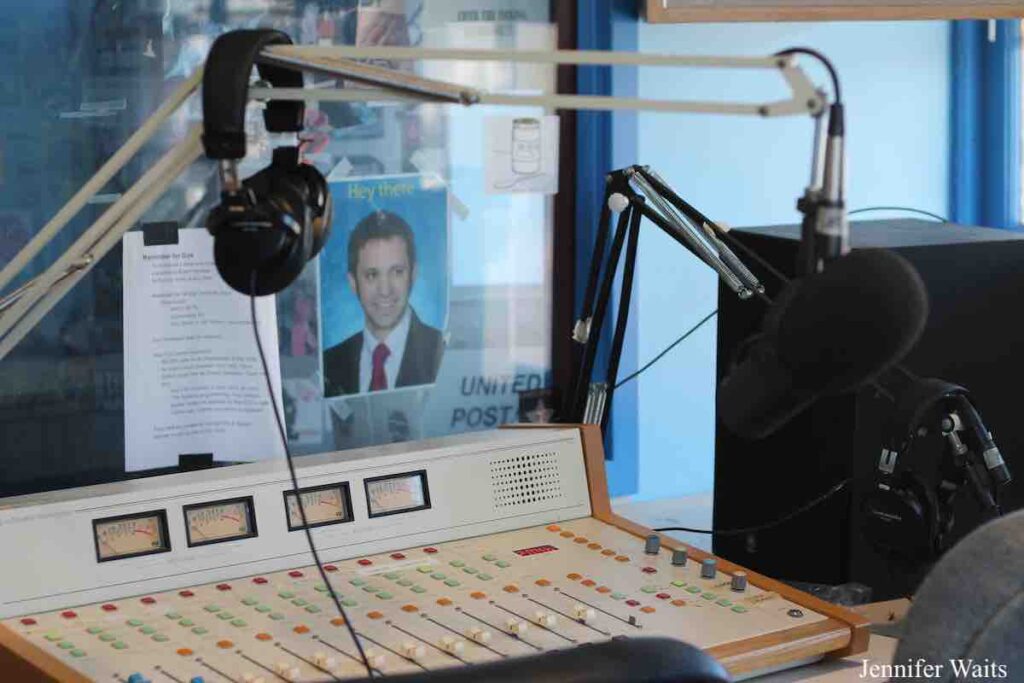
[288,571,304,578]
[101,604,117,612]
[423,547,438,554]
[657,593,671,600]
[61,611,77,619]
[324,565,338,572]
[641,567,657,574]
[390,553,406,560]
[216,583,232,591]
[140,597,156,605]
[357,559,373,567]
[514,545,558,557]
[19,618,36,626]
[252,578,268,585]
[179,590,194,598]
[625,600,640,607]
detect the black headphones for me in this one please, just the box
[861,377,968,562]
[202,29,332,296]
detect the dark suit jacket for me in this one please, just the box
[323,309,444,397]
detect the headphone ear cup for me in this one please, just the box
[862,472,940,561]
[292,163,333,257]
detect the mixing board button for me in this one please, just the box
[141,597,157,604]
[255,605,271,613]
[101,603,117,612]
[686,586,701,594]
[70,649,86,657]
[191,627,208,635]
[581,579,596,587]
[430,572,445,580]
[596,586,611,594]
[87,627,104,634]
[60,611,77,619]
[341,599,358,608]
[640,586,657,594]
[470,591,487,600]
[573,537,589,545]
[255,633,272,641]
[559,531,574,539]
[190,678,206,683]
[152,634,170,642]
[112,641,128,650]
[477,573,494,581]
[482,553,496,561]
[641,567,657,574]
[216,639,233,649]
[98,634,116,642]
[423,547,438,554]
[416,566,432,574]
[587,543,602,550]
[671,580,686,588]
[179,619,195,627]
[398,579,414,587]
[357,559,373,566]
[411,586,427,594]
[462,567,478,575]
[19,618,35,626]
[656,593,671,600]
[180,590,196,596]
[467,627,492,643]
[293,625,310,634]
[127,673,149,683]
[671,599,686,607]
[572,604,596,622]
[503,584,519,593]
[640,607,656,614]
[615,556,629,563]
[546,525,560,532]
[449,560,465,568]
[323,565,338,572]
[506,618,529,635]
[140,626,156,635]
[535,579,551,587]
[436,598,453,606]
[731,606,748,613]
[216,583,232,591]
[288,571,304,578]
[367,611,384,620]
[601,549,616,556]
[401,641,427,659]
[611,593,626,600]
[625,600,640,607]
[391,553,406,560]
[495,561,511,568]
[375,592,393,600]
[383,573,400,581]
[330,618,346,627]
[401,604,419,613]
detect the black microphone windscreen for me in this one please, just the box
[718,249,928,440]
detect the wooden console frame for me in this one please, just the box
[645,0,1024,23]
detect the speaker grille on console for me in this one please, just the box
[490,451,563,509]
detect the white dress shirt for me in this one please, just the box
[359,307,412,393]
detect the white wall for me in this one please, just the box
[631,21,951,501]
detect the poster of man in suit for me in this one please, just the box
[320,175,448,399]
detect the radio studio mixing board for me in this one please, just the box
[0,427,868,682]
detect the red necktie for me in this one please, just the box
[370,342,390,391]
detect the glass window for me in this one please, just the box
[0,0,559,498]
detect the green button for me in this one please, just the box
[416,566,432,574]
[376,592,392,600]
[57,641,75,650]
[126,619,143,627]
[165,611,182,620]
[462,567,478,575]
[204,605,221,613]
[152,634,169,642]
[278,591,295,599]
[731,606,748,614]
[430,572,445,580]
[291,598,308,606]
[641,586,658,594]
[191,627,208,635]
[341,599,358,608]
[231,619,246,627]
[112,641,128,650]
[86,626,104,635]
[44,631,62,642]
[482,554,496,561]
[495,561,510,568]
[671,580,686,588]
[449,560,465,568]
[411,586,427,594]
[99,633,117,642]
[397,579,414,587]
[242,597,259,606]
[611,592,626,600]
[384,572,400,581]
[478,573,493,581]
[140,626,156,635]
[716,599,733,607]
[269,613,285,621]
[70,649,86,658]
[217,612,233,620]
[444,579,460,587]
[178,619,194,627]
[350,578,366,586]
[315,584,329,592]
[255,605,272,613]
[686,586,702,594]
[362,586,379,594]
[305,605,322,613]
[701,593,716,600]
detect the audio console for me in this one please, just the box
[0,426,868,681]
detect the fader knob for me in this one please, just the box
[671,548,688,566]
[401,641,426,660]
[363,648,387,668]
[644,534,661,555]
[273,663,300,681]
[573,604,596,622]
[731,571,748,592]
[439,635,465,655]
[507,618,529,635]
[701,558,717,579]
[533,610,558,628]
[467,627,492,643]
[313,652,337,669]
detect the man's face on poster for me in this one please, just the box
[348,236,414,336]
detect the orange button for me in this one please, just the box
[535,579,551,587]
[560,531,575,538]
[177,648,193,656]
[436,597,453,607]
[573,537,589,544]
[587,543,602,550]
[367,611,384,620]
[601,549,616,556]
[640,606,656,614]
[566,573,582,581]
[470,591,487,600]
[671,599,686,607]
[216,640,233,649]
[255,633,273,641]
[615,555,630,562]
[503,584,519,593]
[330,618,346,627]
[293,625,310,634]
[546,525,560,532]
[402,604,419,613]
[581,579,596,587]
[596,586,611,594]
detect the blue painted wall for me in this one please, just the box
[621,21,951,501]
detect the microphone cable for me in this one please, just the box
[774,47,842,104]
[614,309,718,389]
[249,272,375,681]
[848,206,948,223]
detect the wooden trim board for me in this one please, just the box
[0,623,90,683]
[645,0,1024,23]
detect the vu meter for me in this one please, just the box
[183,497,257,547]
[365,470,431,518]
[92,511,170,562]
[283,483,353,530]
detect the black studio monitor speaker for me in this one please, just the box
[714,219,1024,599]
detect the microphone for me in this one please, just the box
[814,103,847,267]
[718,249,928,439]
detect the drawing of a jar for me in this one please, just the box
[511,118,542,175]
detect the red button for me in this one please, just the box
[61,611,77,619]
[423,547,438,554]
[101,604,117,612]
[357,559,372,567]
[140,597,156,605]
[216,583,232,591]
[252,578,268,585]
[390,553,406,560]
[641,567,657,574]
[625,600,640,607]
[19,618,36,626]
[179,590,194,598]
[324,565,338,572]
[289,571,304,578]
[657,593,671,600]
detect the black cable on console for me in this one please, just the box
[250,272,374,681]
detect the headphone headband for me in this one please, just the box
[202,29,305,160]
